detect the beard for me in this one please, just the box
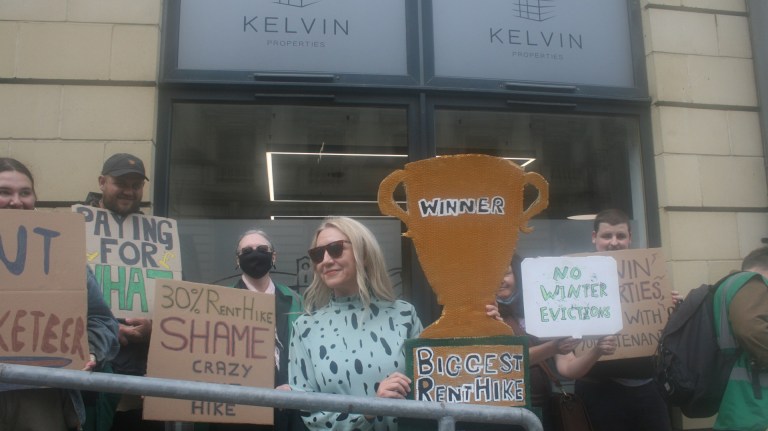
[102,194,140,215]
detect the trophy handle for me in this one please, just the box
[519,171,549,233]
[378,169,409,225]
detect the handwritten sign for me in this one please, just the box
[72,205,181,318]
[144,280,275,424]
[405,336,529,408]
[572,248,673,360]
[0,210,89,383]
[522,256,623,339]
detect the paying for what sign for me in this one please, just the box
[72,205,181,319]
[572,248,674,360]
[522,256,623,339]
[0,210,89,380]
[144,280,275,424]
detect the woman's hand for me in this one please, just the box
[556,337,579,355]
[82,353,97,371]
[671,290,683,306]
[486,303,502,321]
[376,372,411,399]
[118,318,152,345]
[595,335,618,356]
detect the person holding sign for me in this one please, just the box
[555,209,672,431]
[497,254,579,431]
[289,217,423,431]
[197,229,304,431]
[83,153,164,431]
[234,229,303,391]
[0,158,120,431]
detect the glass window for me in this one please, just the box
[169,103,409,296]
[169,104,408,219]
[435,109,647,256]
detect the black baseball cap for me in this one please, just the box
[101,153,148,180]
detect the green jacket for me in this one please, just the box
[713,272,768,431]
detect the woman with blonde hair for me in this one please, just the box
[289,217,422,431]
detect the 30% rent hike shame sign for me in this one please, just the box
[144,279,275,425]
[521,256,623,339]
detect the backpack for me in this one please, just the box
[653,272,758,418]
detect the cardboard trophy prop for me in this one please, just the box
[378,154,549,427]
[379,154,548,338]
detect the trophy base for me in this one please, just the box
[418,315,513,339]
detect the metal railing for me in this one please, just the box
[0,363,542,431]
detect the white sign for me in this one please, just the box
[72,205,182,319]
[521,256,623,339]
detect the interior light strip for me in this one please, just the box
[266,152,408,202]
[266,152,536,203]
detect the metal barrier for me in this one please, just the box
[0,363,542,431]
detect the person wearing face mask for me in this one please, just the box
[198,229,303,431]
[234,229,303,389]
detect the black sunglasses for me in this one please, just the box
[308,240,349,264]
[238,244,272,256]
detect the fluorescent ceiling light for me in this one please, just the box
[266,151,408,203]
[270,215,394,220]
[266,152,536,203]
[506,157,536,168]
[567,214,597,221]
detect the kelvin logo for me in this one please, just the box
[512,0,556,22]
[274,0,322,7]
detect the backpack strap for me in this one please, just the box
[713,271,766,399]
[713,271,763,350]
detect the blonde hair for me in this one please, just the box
[303,216,396,313]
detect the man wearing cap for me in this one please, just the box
[84,153,164,431]
[85,153,148,215]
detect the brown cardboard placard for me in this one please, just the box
[72,205,182,318]
[572,248,674,360]
[144,279,275,424]
[400,336,529,431]
[405,336,529,407]
[0,210,89,377]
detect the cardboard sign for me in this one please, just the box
[0,210,89,377]
[144,280,275,424]
[72,205,182,318]
[405,336,529,408]
[572,248,674,360]
[521,256,623,339]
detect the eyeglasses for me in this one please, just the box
[238,244,272,256]
[308,240,350,264]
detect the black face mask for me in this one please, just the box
[238,247,273,279]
